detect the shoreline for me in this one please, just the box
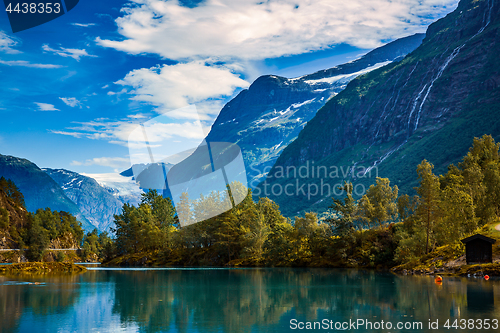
[0,262,87,274]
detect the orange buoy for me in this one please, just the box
[485,275,490,280]
[435,275,443,283]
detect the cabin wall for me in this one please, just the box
[465,239,493,264]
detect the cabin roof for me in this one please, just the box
[461,234,497,244]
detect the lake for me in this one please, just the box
[0,268,498,332]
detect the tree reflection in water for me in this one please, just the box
[1,269,500,333]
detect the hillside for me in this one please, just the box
[0,179,28,249]
[0,154,94,231]
[204,34,425,188]
[257,0,500,217]
[43,169,124,232]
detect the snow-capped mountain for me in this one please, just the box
[204,33,425,188]
[258,0,500,217]
[86,171,144,208]
[44,169,126,232]
[0,154,94,231]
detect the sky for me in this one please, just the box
[0,0,460,175]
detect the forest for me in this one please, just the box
[1,135,499,268]
[101,134,500,268]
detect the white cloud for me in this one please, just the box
[0,31,21,54]
[107,88,127,96]
[60,97,81,107]
[0,60,63,68]
[42,44,97,61]
[71,157,130,169]
[97,0,459,60]
[35,103,59,111]
[128,114,147,119]
[71,23,97,27]
[52,116,206,146]
[51,130,83,138]
[95,0,458,126]
[115,61,249,115]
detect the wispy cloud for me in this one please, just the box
[52,115,206,147]
[0,60,63,68]
[35,103,59,111]
[60,97,81,108]
[71,157,130,169]
[97,0,459,60]
[0,31,21,54]
[42,44,97,61]
[51,130,83,138]
[128,114,147,119]
[71,23,97,27]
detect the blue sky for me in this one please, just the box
[0,0,459,174]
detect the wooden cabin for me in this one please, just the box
[461,234,496,264]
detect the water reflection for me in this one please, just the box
[467,281,495,313]
[1,269,499,332]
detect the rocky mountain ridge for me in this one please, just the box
[204,34,425,188]
[43,168,124,232]
[257,0,500,217]
[0,154,94,231]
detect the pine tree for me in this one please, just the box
[415,160,441,254]
[27,216,50,261]
[326,182,357,256]
[358,177,398,228]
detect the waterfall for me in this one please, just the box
[413,0,495,131]
[374,62,419,138]
[407,84,427,131]
[414,45,463,130]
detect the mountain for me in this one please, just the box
[204,34,425,188]
[257,0,500,217]
[43,169,124,232]
[0,181,28,249]
[0,154,94,231]
[89,174,144,208]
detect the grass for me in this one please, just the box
[0,262,87,275]
[393,220,500,276]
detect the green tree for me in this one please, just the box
[0,207,9,230]
[358,177,398,228]
[459,135,500,224]
[0,176,25,207]
[436,173,478,245]
[326,182,357,257]
[240,208,270,263]
[176,192,193,226]
[415,160,441,254]
[26,216,50,261]
[327,182,357,234]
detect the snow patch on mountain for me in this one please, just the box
[304,61,392,85]
[83,173,144,207]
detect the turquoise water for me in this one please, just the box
[0,268,498,332]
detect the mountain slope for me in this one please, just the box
[205,34,425,188]
[0,182,28,249]
[0,154,94,231]
[257,0,500,217]
[43,169,124,232]
[87,172,144,208]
